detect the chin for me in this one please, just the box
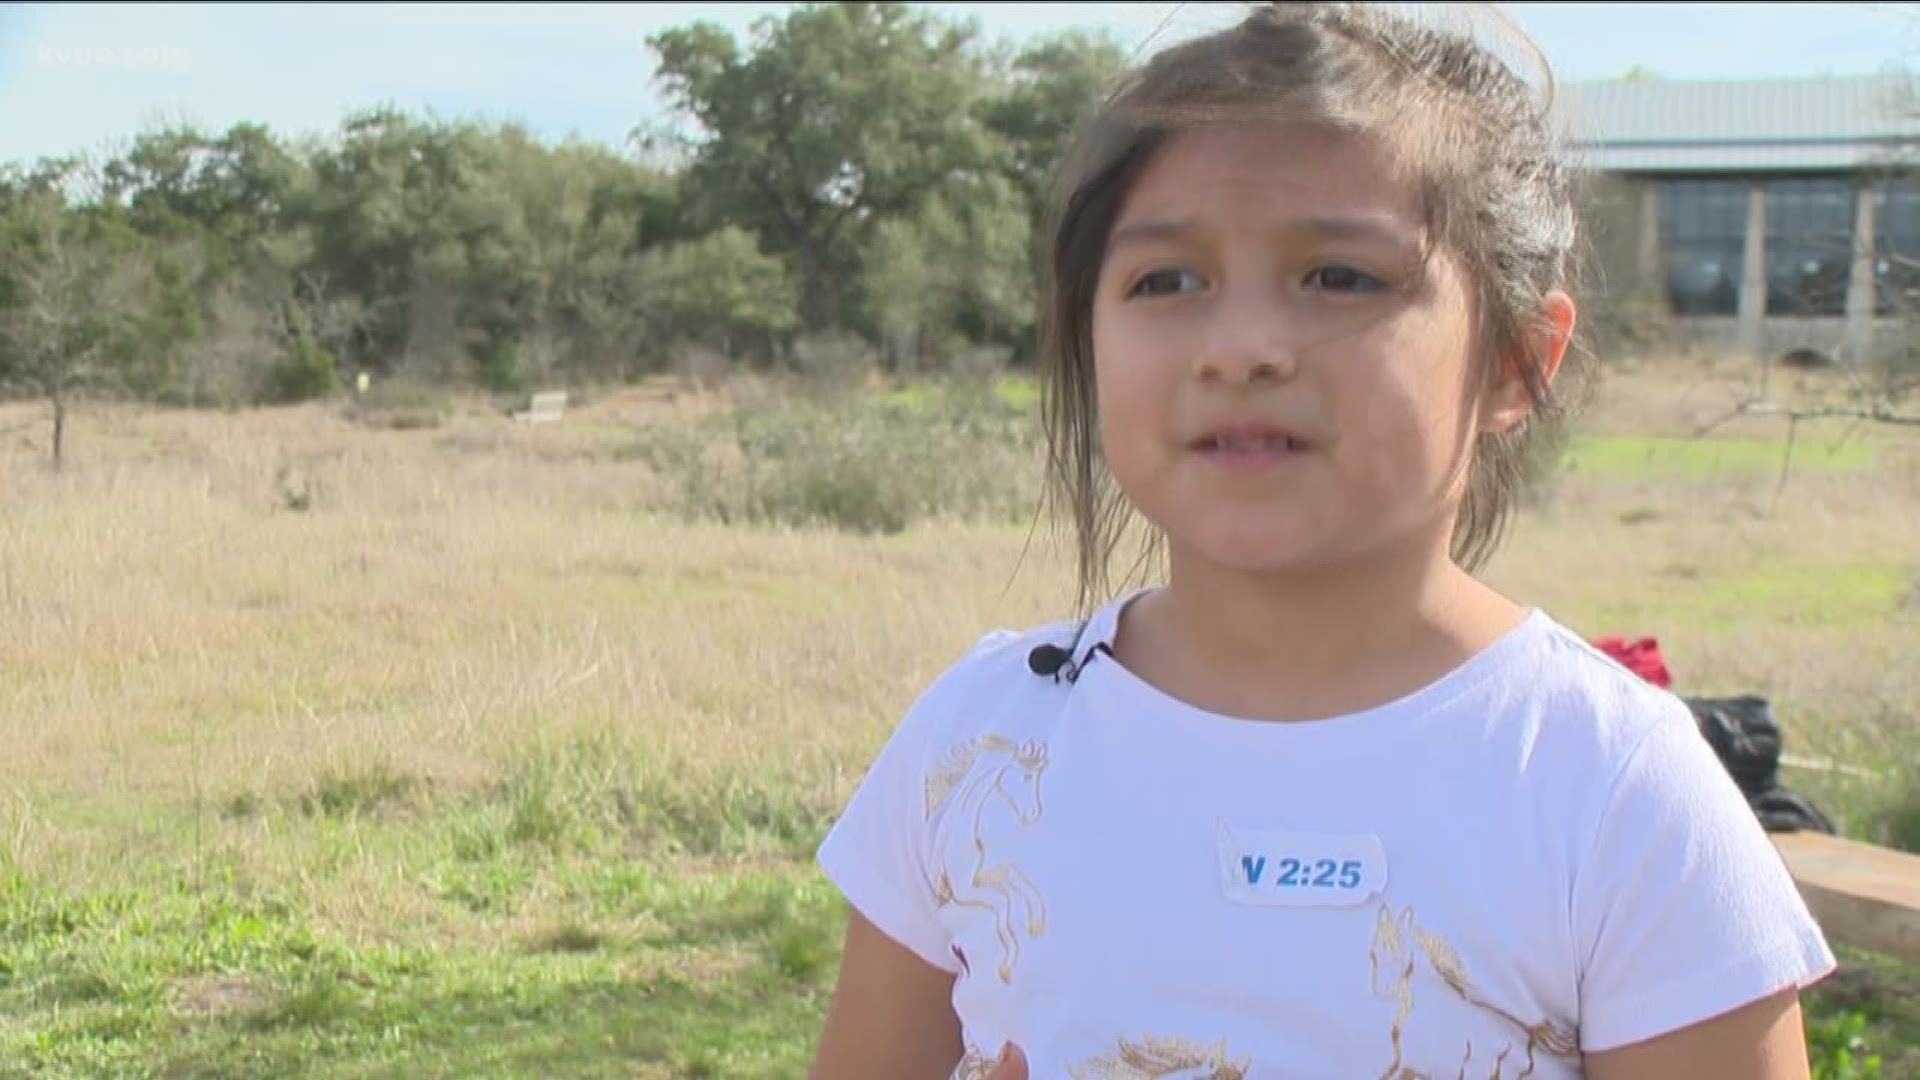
[1162,513,1346,577]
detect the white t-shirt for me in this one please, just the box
[817,591,1836,1079]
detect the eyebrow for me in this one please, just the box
[1107,214,1420,252]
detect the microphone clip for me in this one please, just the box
[1027,640,1111,685]
[1027,643,1077,683]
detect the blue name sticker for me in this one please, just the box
[1216,823,1388,908]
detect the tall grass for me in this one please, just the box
[632,376,1044,534]
[0,357,1914,1075]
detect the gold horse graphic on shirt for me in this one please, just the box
[926,735,1049,983]
[1369,903,1580,1079]
[1070,1034,1251,1079]
[951,1036,1248,1080]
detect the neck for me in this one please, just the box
[1123,526,1523,722]
[1174,540,1462,662]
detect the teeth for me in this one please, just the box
[1213,436,1287,451]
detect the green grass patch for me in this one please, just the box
[1706,563,1913,628]
[296,760,423,819]
[993,375,1040,413]
[877,375,1038,417]
[6,811,1917,1077]
[879,382,940,413]
[1565,433,1874,480]
[1873,768,1920,853]
[1588,558,1914,635]
[0,860,842,1079]
[475,734,833,862]
[1805,945,1920,1079]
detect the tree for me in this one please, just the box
[0,179,153,467]
[641,226,798,360]
[648,2,991,331]
[982,29,1127,234]
[102,122,309,288]
[449,129,679,386]
[0,8,1113,401]
[105,123,301,238]
[300,108,485,375]
[861,176,1031,368]
[91,122,334,405]
[862,209,945,368]
[298,111,685,385]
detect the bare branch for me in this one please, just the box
[1689,400,1756,439]
[1770,414,1801,515]
[1687,372,1917,519]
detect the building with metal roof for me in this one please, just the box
[1559,73,1920,364]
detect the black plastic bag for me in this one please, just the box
[1683,695,1836,835]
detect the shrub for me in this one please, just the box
[265,336,338,404]
[634,380,1041,534]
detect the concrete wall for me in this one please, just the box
[1667,315,1901,363]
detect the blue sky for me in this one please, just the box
[2,2,1916,166]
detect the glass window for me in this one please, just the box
[1658,179,1747,316]
[1874,182,1920,316]
[1763,178,1853,317]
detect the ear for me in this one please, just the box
[1479,290,1575,436]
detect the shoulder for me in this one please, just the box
[1508,613,1783,877]
[1517,617,1840,1051]
[1461,611,1719,849]
[886,615,1088,754]
[1510,611,1701,762]
[922,614,1081,690]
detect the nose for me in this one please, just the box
[1191,287,1298,385]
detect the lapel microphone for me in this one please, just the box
[1027,639,1114,684]
[1028,643,1076,681]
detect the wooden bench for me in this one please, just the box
[1773,831,1920,964]
[512,390,568,424]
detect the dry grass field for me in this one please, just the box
[0,354,1915,1077]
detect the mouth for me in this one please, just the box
[1190,423,1314,460]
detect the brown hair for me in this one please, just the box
[1038,1,1588,614]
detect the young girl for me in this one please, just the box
[810,4,1835,1077]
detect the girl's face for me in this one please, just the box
[1091,121,1513,578]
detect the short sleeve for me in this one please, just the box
[816,631,1015,974]
[1571,697,1838,1052]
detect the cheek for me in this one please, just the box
[1093,291,1189,375]
[1089,309,1182,505]
[1331,337,1478,491]
[1090,302,1157,426]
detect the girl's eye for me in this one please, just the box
[1126,268,1206,298]
[1304,265,1386,293]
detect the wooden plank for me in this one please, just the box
[512,390,568,424]
[1772,831,1920,964]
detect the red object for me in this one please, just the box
[1592,636,1673,688]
